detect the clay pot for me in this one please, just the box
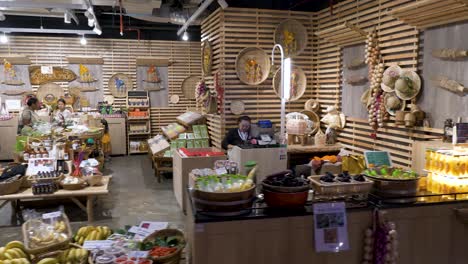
[404,112,416,127]
[395,111,407,125]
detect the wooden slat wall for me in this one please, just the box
[201,8,315,148]
[0,36,201,136]
[203,2,444,168]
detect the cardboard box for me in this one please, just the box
[173,147,226,212]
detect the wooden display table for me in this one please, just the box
[287,144,342,168]
[0,176,111,222]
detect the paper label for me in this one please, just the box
[131,221,168,241]
[41,66,53,74]
[128,251,149,258]
[313,202,349,253]
[83,240,113,250]
[364,151,392,167]
[42,211,61,219]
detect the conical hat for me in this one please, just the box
[381,65,402,92]
[395,70,421,100]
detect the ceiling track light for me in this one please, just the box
[80,35,87,45]
[64,11,71,24]
[0,11,5,22]
[93,24,102,35]
[182,31,188,41]
[0,32,8,44]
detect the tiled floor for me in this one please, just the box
[0,155,184,244]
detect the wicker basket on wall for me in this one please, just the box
[235,47,271,85]
[300,110,320,135]
[36,82,64,105]
[181,75,201,100]
[108,73,133,98]
[274,19,308,57]
[272,65,306,102]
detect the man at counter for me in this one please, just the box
[222,115,256,150]
[18,97,40,134]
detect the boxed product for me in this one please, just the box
[176,111,204,127]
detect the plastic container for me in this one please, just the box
[95,255,116,264]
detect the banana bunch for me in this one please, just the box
[58,247,88,264]
[54,221,67,233]
[0,241,30,264]
[74,226,112,245]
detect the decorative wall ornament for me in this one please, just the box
[431,76,468,95]
[432,49,468,60]
[235,47,270,85]
[202,40,212,76]
[273,65,306,102]
[36,82,64,105]
[2,59,24,85]
[29,66,76,84]
[181,75,201,100]
[108,73,133,98]
[274,19,308,57]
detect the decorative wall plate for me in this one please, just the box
[108,73,133,98]
[103,95,114,105]
[395,70,421,100]
[202,40,213,76]
[170,94,180,104]
[230,100,245,115]
[274,19,308,57]
[235,47,271,85]
[273,65,306,102]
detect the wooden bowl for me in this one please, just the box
[263,189,309,208]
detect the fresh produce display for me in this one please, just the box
[54,247,89,264]
[195,174,253,193]
[319,172,367,183]
[25,219,69,250]
[363,166,418,180]
[73,226,112,245]
[115,256,151,264]
[141,231,184,260]
[263,172,309,187]
[0,241,31,264]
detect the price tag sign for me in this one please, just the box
[313,202,349,253]
[83,240,113,250]
[41,66,53,74]
[454,123,468,145]
[42,211,61,219]
[128,251,149,259]
[364,151,392,167]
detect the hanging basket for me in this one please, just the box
[37,82,65,105]
[274,19,308,57]
[272,65,306,102]
[108,73,133,98]
[181,75,201,100]
[235,47,271,85]
[202,40,213,76]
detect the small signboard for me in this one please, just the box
[454,123,468,145]
[364,151,392,167]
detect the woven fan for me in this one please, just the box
[181,75,201,100]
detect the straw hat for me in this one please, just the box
[360,88,372,108]
[395,70,421,100]
[384,93,406,116]
[381,65,402,92]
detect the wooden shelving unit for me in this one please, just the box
[126,90,151,155]
[315,22,367,47]
[390,0,468,29]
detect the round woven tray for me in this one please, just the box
[230,100,245,115]
[273,65,306,102]
[304,99,320,112]
[37,82,64,105]
[181,75,201,100]
[235,47,271,85]
[202,40,212,76]
[274,19,308,57]
[108,73,133,98]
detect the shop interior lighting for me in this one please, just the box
[177,0,228,36]
[93,24,102,35]
[64,10,71,23]
[0,33,8,44]
[217,0,228,9]
[0,11,5,21]
[271,44,291,142]
[182,31,189,41]
[80,35,87,45]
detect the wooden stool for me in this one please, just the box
[287,134,308,146]
[153,155,173,183]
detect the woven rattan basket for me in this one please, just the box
[181,75,201,100]
[37,82,64,105]
[108,73,133,98]
[23,214,72,255]
[0,176,24,195]
[235,47,271,85]
[272,65,306,102]
[304,99,320,112]
[34,243,87,264]
[143,229,186,264]
[202,40,212,76]
[300,110,320,135]
[274,19,308,57]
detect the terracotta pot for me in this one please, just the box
[395,111,407,125]
[404,112,416,127]
[263,189,309,208]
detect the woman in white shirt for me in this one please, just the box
[53,99,71,125]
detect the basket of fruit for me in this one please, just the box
[0,175,24,195]
[60,177,87,191]
[0,240,31,264]
[142,229,185,264]
[33,243,89,264]
[22,213,72,255]
[73,225,113,245]
[261,171,310,208]
[363,166,420,202]
[309,172,373,196]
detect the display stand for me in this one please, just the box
[287,144,342,168]
[229,146,288,184]
[172,148,226,213]
[126,90,151,154]
[0,116,18,160]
